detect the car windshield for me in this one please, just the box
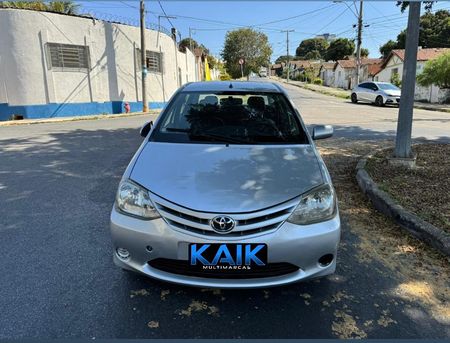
[152,91,309,145]
[378,83,400,91]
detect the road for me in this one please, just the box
[0,84,449,338]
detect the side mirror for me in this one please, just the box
[140,121,153,137]
[312,125,333,140]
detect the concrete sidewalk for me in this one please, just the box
[0,110,160,126]
[277,78,450,113]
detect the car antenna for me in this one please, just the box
[229,83,233,89]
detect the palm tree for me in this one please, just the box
[47,1,79,15]
[0,1,79,14]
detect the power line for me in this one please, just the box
[157,1,175,28]
[251,3,337,27]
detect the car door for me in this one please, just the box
[367,82,379,102]
[357,83,371,101]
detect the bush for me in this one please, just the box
[313,78,323,85]
[220,72,231,81]
[391,72,402,87]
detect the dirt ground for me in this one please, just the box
[316,138,450,333]
[365,144,450,233]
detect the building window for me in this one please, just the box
[391,68,398,77]
[46,43,90,71]
[136,49,163,73]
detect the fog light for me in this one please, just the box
[318,254,334,267]
[116,247,130,259]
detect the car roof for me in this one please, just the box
[181,81,284,93]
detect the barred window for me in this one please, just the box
[136,49,163,73]
[46,43,90,71]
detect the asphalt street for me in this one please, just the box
[0,83,449,338]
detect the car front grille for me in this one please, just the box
[150,194,298,238]
[148,258,299,279]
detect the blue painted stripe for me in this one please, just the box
[0,101,165,121]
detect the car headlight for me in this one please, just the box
[115,179,160,220]
[287,184,336,225]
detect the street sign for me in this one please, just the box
[238,58,244,65]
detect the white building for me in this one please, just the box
[0,8,199,120]
[319,62,335,86]
[332,58,382,90]
[373,48,450,103]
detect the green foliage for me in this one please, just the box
[391,72,402,87]
[221,28,272,79]
[0,1,79,14]
[380,40,398,58]
[324,38,355,61]
[417,52,450,88]
[380,9,450,55]
[178,38,209,54]
[360,48,369,58]
[397,1,434,13]
[220,72,232,81]
[274,55,294,64]
[313,78,323,85]
[295,38,328,60]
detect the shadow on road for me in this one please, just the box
[0,127,448,338]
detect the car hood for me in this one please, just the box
[383,90,401,97]
[130,142,324,213]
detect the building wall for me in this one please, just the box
[374,55,450,103]
[0,9,198,120]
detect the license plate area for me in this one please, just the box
[189,243,267,272]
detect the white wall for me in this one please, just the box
[374,55,450,103]
[0,8,198,109]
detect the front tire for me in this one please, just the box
[351,93,358,103]
[375,96,384,107]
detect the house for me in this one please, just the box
[333,58,383,89]
[0,8,199,120]
[373,48,450,103]
[319,62,336,86]
[288,60,322,80]
[270,63,284,76]
[288,60,312,79]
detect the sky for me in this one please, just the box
[78,1,450,61]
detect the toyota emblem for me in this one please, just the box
[210,215,235,234]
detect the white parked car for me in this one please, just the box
[351,82,401,106]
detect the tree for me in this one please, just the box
[380,40,398,58]
[379,9,450,56]
[295,38,328,60]
[417,52,450,89]
[324,38,355,61]
[274,55,294,64]
[0,1,79,14]
[221,28,272,79]
[178,38,209,54]
[304,50,321,60]
[360,48,369,58]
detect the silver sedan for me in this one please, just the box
[110,81,340,288]
[351,81,401,106]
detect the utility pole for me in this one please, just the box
[282,29,294,83]
[355,0,363,86]
[394,1,421,161]
[140,0,148,112]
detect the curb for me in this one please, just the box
[356,152,450,257]
[0,110,160,127]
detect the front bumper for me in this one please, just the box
[110,208,341,288]
[385,96,400,104]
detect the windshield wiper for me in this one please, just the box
[165,127,249,144]
[165,127,190,132]
[189,132,250,144]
